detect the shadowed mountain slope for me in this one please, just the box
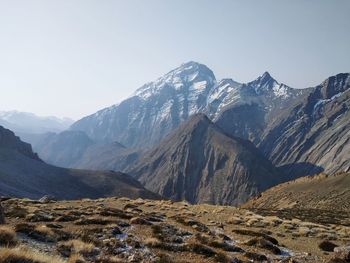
[127,114,284,206]
[0,125,158,200]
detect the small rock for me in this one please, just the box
[39,195,56,203]
[334,246,350,261]
[123,203,138,211]
[118,221,131,228]
[112,226,122,235]
[130,217,152,225]
[46,223,63,229]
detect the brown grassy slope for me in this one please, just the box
[3,197,350,262]
[242,173,350,211]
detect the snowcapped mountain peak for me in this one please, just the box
[249,71,278,93]
[261,71,272,79]
[134,61,216,100]
[245,72,297,98]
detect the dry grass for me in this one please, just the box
[144,237,161,246]
[67,254,86,263]
[75,217,114,225]
[5,205,28,218]
[34,225,56,240]
[57,239,96,257]
[0,246,65,263]
[0,225,17,246]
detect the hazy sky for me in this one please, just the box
[0,0,349,119]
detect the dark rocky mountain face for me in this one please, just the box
[126,114,284,206]
[0,126,40,161]
[0,125,158,200]
[258,73,350,175]
[215,103,266,144]
[70,62,307,149]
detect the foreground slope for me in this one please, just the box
[127,114,282,206]
[1,197,349,262]
[0,125,158,200]
[243,173,350,212]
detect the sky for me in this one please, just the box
[0,0,349,119]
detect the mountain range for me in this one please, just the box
[70,62,310,148]
[0,110,73,134]
[37,62,350,176]
[2,61,350,206]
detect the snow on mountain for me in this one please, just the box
[71,62,305,148]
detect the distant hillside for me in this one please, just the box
[0,110,73,134]
[242,173,350,211]
[0,125,158,200]
[31,130,140,172]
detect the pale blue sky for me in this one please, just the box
[0,0,349,119]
